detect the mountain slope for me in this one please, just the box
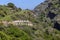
[34,0,60,30]
[0,0,60,40]
[34,0,60,40]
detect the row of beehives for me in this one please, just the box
[0,20,33,26]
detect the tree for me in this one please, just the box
[7,3,15,8]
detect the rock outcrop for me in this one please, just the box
[34,0,60,30]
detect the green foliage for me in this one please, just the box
[0,25,32,40]
[7,3,15,8]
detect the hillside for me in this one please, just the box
[34,0,60,40]
[0,0,60,40]
[0,3,38,40]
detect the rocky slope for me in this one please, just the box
[34,0,60,40]
[34,0,60,30]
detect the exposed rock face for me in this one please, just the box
[34,0,60,30]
